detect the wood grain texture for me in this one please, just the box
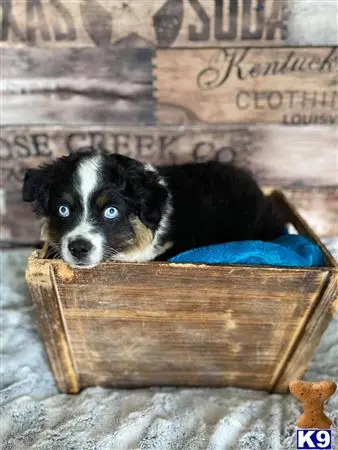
[25,257,331,392]
[2,124,337,189]
[1,47,154,125]
[268,192,338,388]
[155,47,338,125]
[0,0,289,48]
[25,258,79,393]
[273,272,338,392]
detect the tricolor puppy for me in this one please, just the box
[22,150,285,268]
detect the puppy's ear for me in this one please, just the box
[137,170,169,231]
[22,167,51,216]
[22,169,40,202]
[110,155,169,231]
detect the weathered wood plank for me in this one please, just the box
[155,47,338,125]
[1,47,153,79]
[26,251,331,391]
[273,272,338,392]
[25,261,79,393]
[0,0,289,48]
[1,47,154,125]
[1,124,337,188]
[1,93,155,125]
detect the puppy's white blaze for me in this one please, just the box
[77,155,102,219]
[61,155,104,267]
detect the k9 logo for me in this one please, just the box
[296,429,332,449]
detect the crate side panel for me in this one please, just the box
[25,260,79,392]
[53,264,328,389]
[63,315,300,388]
[273,272,338,392]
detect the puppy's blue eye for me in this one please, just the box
[58,205,70,218]
[104,206,119,220]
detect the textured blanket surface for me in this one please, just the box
[169,235,325,267]
[0,238,337,450]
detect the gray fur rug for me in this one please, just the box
[0,239,337,449]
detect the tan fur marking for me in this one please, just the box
[122,217,154,258]
[39,218,50,259]
[161,240,174,253]
[121,217,174,260]
[62,193,74,205]
[96,193,110,208]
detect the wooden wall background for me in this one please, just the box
[0,0,337,245]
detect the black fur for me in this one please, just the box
[22,150,285,262]
[23,152,88,216]
[157,161,285,259]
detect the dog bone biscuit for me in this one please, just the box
[289,379,337,429]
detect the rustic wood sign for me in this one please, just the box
[155,47,338,125]
[1,47,155,126]
[1,125,337,243]
[2,125,337,189]
[0,0,289,48]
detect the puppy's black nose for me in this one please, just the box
[68,239,92,259]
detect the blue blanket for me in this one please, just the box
[169,235,325,267]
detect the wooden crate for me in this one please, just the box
[25,191,338,394]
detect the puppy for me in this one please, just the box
[22,149,285,268]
